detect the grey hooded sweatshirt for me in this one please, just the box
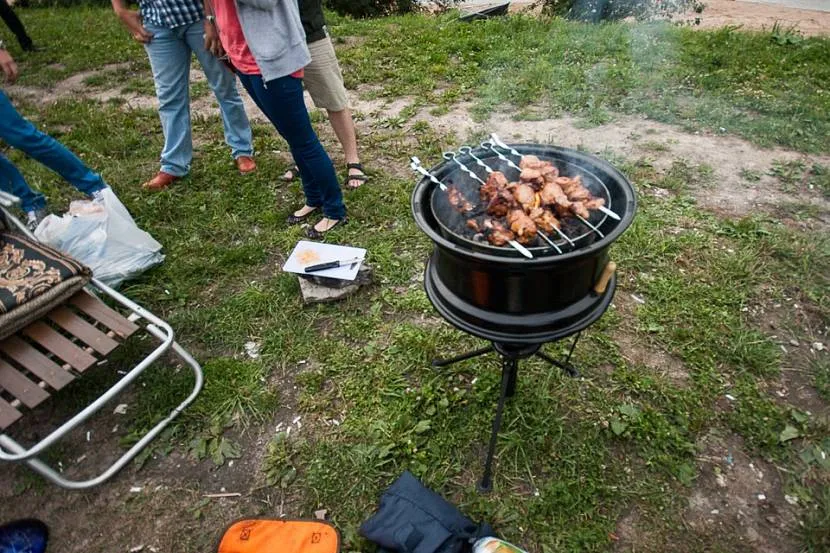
[234,0,311,82]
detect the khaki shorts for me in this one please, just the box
[304,35,350,112]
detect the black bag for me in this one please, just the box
[359,472,493,553]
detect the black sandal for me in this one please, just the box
[306,217,348,239]
[286,206,318,225]
[343,163,369,189]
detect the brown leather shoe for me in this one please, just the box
[142,171,180,191]
[236,156,256,175]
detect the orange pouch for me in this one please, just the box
[217,519,341,553]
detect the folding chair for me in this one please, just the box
[0,191,204,489]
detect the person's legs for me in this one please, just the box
[304,36,365,188]
[0,90,105,197]
[0,0,34,51]
[237,73,344,221]
[144,23,193,177]
[184,20,253,162]
[0,153,45,213]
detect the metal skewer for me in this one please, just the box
[456,149,571,252]
[443,152,485,185]
[481,141,521,172]
[490,134,622,222]
[411,156,533,259]
[458,146,493,174]
[575,214,604,238]
[410,157,446,191]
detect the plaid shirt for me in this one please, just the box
[139,0,203,29]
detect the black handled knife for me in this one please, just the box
[304,257,363,273]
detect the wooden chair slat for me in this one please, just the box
[70,292,139,338]
[0,336,74,391]
[0,358,50,408]
[48,307,119,355]
[22,321,97,372]
[0,397,22,430]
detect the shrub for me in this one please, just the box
[323,0,460,18]
[542,0,704,22]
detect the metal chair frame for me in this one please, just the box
[0,191,204,489]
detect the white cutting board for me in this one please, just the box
[282,240,366,281]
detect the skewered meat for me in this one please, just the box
[448,186,474,212]
[486,188,516,217]
[481,171,508,202]
[584,197,606,210]
[506,209,537,244]
[483,218,515,246]
[508,182,536,210]
[556,176,591,202]
[528,207,561,234]
[520,168,542,182]
[519,155,543,170]
[540,164,559,180]
[466,219,481,232]
[569,201,590,219]
[539,180,570,208]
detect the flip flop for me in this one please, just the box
[286,206,318,225]
[306,217,348,239]
[344,163,369,189]
[283,165,299,182]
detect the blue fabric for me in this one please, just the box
[0,90,106,213]
[360,472,493,553]
[0,519,48,553]
[139,0,203,29]
[237,72,346,220]
[143,19,253,177]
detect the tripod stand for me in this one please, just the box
[432,333,582,492]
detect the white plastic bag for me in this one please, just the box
[35,188,165,287]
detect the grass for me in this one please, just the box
[2,6,829,553]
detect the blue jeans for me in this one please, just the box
[144,19,253,176]
[0,90,106,213]
[237,73,345,220]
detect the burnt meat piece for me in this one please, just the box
[507,209,538,244]
[528,207,561,234]
[486,188,516,218]
[480,171,508,202]
[483,218,515,246]
[447,186,474,212]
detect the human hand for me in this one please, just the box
[0,49,18,84]
[117,9,153,43]
[204,22,225,58]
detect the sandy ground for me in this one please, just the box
[459,0,830,35]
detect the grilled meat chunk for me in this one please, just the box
[507,209,538,244]
[447,186,474,212]
[480,171,508,202]
[539,180,570,208]
[508,182,536,210]
[528,207,561,234]
[584,197,606,210]
[466,218,481,232]
[519,155,543,170]
[556,175,591,202]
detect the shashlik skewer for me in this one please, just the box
[488,135,621,221]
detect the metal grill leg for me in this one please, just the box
[432,345,494,368]
[479,356,515,493]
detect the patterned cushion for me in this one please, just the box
[0,231,92,340]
